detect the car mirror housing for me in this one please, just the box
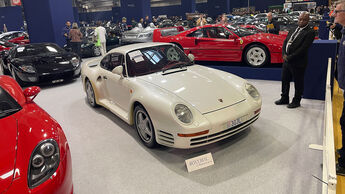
[112,66,123,75]
[23,86,40,103]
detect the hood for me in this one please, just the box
[0,115,18,193]
[15,52,77,74]
[137,65,245,114]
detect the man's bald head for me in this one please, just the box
[298,12,310,28]
[267,12,273,21]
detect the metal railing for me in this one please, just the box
[309,58,337,194]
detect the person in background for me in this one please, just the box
[218,14,228,24]
[120,17,128,32]
[275,12,315,108]
[333,0,345,176]
[196,14,206,26]
[131,18,137,29]
[152,16,158,26]
[143,15,150,28]
[94,21,107,56]
[3,24,7,33]
[139,18,144,27]
[68,22,83,59]
[62,21,71,47]
[267,12,280,34]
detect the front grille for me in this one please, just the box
[39,71,74,83]
[157,130,174,145]
[190,114,259,146]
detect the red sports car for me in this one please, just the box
[153,24,285,67]
[0,75,73,194]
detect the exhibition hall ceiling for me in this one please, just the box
[76,0,207,12]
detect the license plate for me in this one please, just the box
[52,79,64,83]
[226,114,250,129]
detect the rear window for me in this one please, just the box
[0,86,22,119]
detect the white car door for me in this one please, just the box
[100,53,130,112]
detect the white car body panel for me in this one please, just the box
[81,42,262,148]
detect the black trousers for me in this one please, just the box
[71,42,81,58]
[339,92,345,167]
[281,62,306,102]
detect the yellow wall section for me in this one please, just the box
[333,80,345,194]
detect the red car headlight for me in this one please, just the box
[28,139,60,188]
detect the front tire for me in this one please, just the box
[85,79,98,107]
[134,105,157,148]
[93,46,101,56]
[244,45,269,67]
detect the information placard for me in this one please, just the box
[185,153,214,172]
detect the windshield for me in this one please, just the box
[0,86,22,119]
[126,45,191,77]
[226,25,256,37]
[15,44,64,57]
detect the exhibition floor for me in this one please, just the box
[33,59,324,194]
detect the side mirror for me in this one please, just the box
[23,86,40,103]
[229,35,237,39]
[112,66,123,75]
[188,54,195,63]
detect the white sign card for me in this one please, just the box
[185,153,214,172]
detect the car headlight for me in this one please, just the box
[138,33,151,38]
[28,139,60,188]
[175,104,193,124]
[245,83,260,100]
[19,65,36,73]
[70,57,80,67]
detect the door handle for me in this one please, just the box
[103,76,107,80]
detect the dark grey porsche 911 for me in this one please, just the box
[4,43,81,85]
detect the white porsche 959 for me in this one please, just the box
[81,42,262,149]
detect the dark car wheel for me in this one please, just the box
[85,80,98,107]
[10,66,24,86]
[134,105,157,148]
[93,47,101,56]
[244,45,269,67]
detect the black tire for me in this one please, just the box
[93,46,101,56]
[85,79,98,107]
[10,66,25,86]
[134,105,157,148]
[244,44,269,67]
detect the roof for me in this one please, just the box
[108,42,172,54]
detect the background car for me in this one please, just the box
[121,24,156,44]
[0,75,73,193]
[5,43,81,85]
[81,42,262,149]
[153,24,285,67]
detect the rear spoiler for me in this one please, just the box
[153,26,185,41]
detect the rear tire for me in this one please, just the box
[244,45,269,67]
[134,105,157,148]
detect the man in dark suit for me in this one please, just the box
[275,12,315,108]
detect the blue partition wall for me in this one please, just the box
[151,5,185,18]
[0,6,24,31]
[22,0,75,47]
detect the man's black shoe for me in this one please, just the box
[275,98,289,105]
[287,102,300,108]
[336,164,345,176]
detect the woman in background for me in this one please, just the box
[69,22,83,58]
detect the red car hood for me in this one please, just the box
[0,115,18,193]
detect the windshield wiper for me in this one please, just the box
[162,61,189,74]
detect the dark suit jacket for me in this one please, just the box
[282,25,315,68]
[267,18,280,35]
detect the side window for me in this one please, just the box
[204,27,231,39]
[100,53,124,72]
[187,29,206,38]
[0,86,22,118]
